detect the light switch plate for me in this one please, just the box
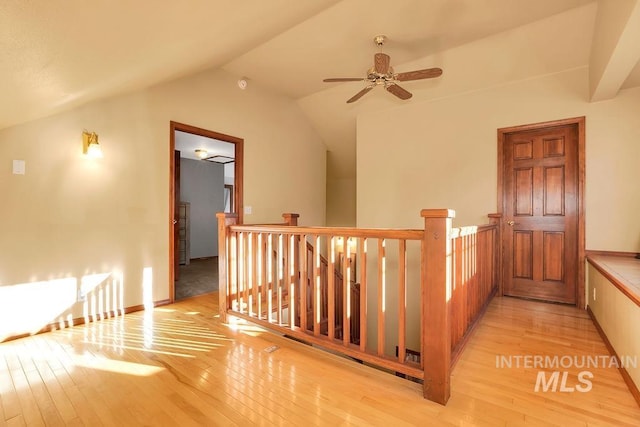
[12,160,25,175]
[244,206,252,215]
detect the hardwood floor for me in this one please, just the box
[1,294,638,426]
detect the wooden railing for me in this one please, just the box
[302,241,360,343]
[217,209,500,405]
[450,215,500,366]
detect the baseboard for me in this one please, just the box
[586,250,639,258]
[587,306,640,407]
[1,298,171,344]
[189,256,218,261]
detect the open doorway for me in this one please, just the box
[169,121,243,302]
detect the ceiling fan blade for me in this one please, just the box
[374,53,391,74]
[347,86,374,103]
[395,67,443,81]
[323,78,365,82]
[386,83,412,100]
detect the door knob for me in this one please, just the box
[173,219,178,225]
[507,220,515,226]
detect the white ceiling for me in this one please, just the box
[223,0,595,99]
[175,131,235,161]
[2,0,639,181]
[0,0,339,129]
[175,131,235,180]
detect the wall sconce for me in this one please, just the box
[195,149,208,159]
[82,131,103,158]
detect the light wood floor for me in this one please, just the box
[1,295,638,426]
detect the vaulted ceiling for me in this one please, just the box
[2,0,639,181]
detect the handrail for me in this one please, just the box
[229,224,424,240]
[451,223,497,238]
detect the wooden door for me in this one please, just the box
[174,150,181,282]
[501,123,579,304]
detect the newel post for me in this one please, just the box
[282,213,299,226]
[282,213,300,324]
[217,212,239,323]
[420,208,455,405]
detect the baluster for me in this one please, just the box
[238,232,245,313]
[314,235,321,336]
[300,235,307,333]
[257,233,264,320]
[278,234,284,325]
[229,231,238,312]
[398,239,406,363]
[343,236,351,346]
[359,238,367,352]
[471,234,476,320]
[267,233,274,323]
[328,236,336,340]
[454,234,463,348]
[377,238,386,356]
[286,234,294,329]
[250,233,257,317]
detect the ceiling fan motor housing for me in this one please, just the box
[367,67,395,84]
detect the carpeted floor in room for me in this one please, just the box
[175,257,218,300]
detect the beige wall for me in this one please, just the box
[326,177,356,226]
[357,68,640,355]
[357,67,640,252]
[587,264,640,390]
[350,4,639,355]
[0,68,326,340]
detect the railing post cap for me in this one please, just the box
[420,209,456,219]
[217,212,239,219]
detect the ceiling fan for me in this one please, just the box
[323,35,443,103]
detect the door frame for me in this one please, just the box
[497,116,585,307]
[169,121,244,302]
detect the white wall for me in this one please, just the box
[180,158,225,258]
[0,67,326,340]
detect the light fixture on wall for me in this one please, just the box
[204,155,234,164]
[195,149,208,159]
[82,131,103,158]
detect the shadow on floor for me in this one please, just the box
[175,257,218,300]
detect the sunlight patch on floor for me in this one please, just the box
[226,316,268,337]
[71,353,165,376]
